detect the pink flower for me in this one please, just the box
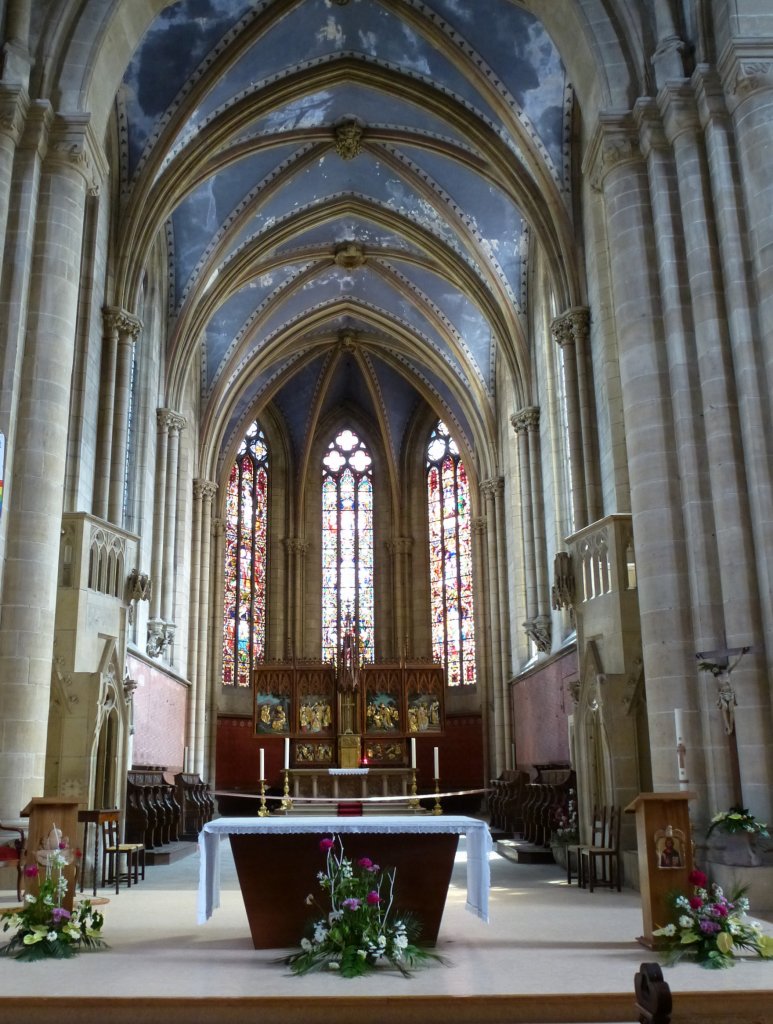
[689,896,703,910]
[23,864,39,878]
[319,838,335,852]
[342,897,360,911]
[366,890,382,905]
[714,903,728,917]
[689,869,707,887]
[357,857,373,870]
[51,907,71,923]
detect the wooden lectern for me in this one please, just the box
[625,791,695,948]
[20,797,80,912]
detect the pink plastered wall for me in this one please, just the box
[127,653,187,768]
[511,646,578,768]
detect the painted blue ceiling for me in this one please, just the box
[120,0,571,473]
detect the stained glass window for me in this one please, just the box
[427,420,476,687]
[222,421,268,686]
[322,428,374,666]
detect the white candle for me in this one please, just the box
[433,746,439,780]
[674,708,684,743]
[259,748,265,781]
[411,738,417,769]
[674,708,688,783]
[183,746,189,772]
[284,737,290,770]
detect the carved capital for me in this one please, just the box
[102,305,142,340]
[0,84,28,144]
[471,516,487,536]
[334,120,363,160]
[386,536,413,556]
[47,114,108,195]
[157,408,187,434]
[127,568,152,604]
[717,39,773,113]
[511,406,540,434]
[551,306,589,348]
[193,478,218,502]
[658,81,700,145]
[284,536,308,556]
[583,112,641,191]
[480,476,504,500]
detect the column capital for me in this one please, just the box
[47,113,108,195]
[582,111,641,191]
[692,65,731,130]
[633,97,669,158]
[283,536,308,556]
[102,305,142,339]
[511,406,540,434]
[480,476,504,499]
[551,306,590,347]
[386,536,413,555]
[717,38,773,114]
[193,478,218,502]
[0,84,28,144]
[657,81,701,145]
[471,515,487,536]
[157,408,186,433]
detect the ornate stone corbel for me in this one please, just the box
[334,120,363,160]
[523,614,551,654]
[146,618,174,658]
[127,568,152,623]
[551,551,575,611]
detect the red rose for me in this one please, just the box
[319,838,335,852]
[689,869,707,887]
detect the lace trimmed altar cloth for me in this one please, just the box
[197,814,491,926]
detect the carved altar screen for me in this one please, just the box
[427,420,476,687]
[222,421,268,687]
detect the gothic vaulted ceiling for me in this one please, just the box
[116,0,574,480]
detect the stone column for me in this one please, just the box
[187,480,204,762]
[694,65,773,750]
[284,537,307,659]
[718,42,773,402]
[471,514,494,786]
[550,309,589,529]
[194,481,216,778]
[0,94,45,583]
[147,410,170,646]
[93,308,119,520]
[107,310,142,525]
[0,114,106,820]
[387,536,413,656]
[209,517,226,781]
[583,113,696,795]
[481,477,509,774]
[511,411,536,624]
[161,412,186,631]
[512,406,551,653]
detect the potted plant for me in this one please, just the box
[706,807,769,867]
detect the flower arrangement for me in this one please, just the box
[282,836,447,977]
[707,806,769,838]
[550,797,579,845]
[0,825,107,962]
[652,868,773,969]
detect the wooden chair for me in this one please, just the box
[566,804,605,887]
[581,804,622,891]
[0,821,25,902]
[100,815,145,894]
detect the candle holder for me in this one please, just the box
[280,768,293,812]
[432,778,443,815]
[257,778,269,817]
[409,769,420,810]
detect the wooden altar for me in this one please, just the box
[198,815,491,949]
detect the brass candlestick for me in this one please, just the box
[409,769,420,810]
[257,778,269,817]
[432,778,443,815]
[280,768,293,812]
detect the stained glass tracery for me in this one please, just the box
[427,420,476,687]
[322,429,374,666]
[222,422,268,686]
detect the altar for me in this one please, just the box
[198,815,491,949]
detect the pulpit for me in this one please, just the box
[20,797,80,912]
[625,791,695,947]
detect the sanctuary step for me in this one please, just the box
[495,837,555,865]
[144,840,198,867]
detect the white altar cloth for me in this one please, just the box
[198,814,491,925]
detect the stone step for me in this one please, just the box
[495,838,555,864]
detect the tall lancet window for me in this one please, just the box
[427,420,476,687]
[222,421,269,686]
[322,428,374,666]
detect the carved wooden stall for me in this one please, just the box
[125,767,213,848]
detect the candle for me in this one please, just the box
[284,736,290,770]
[674,708,688,782]
[259,748,265,781]
[433,746,439,780]
[183,746,189,773]
[411,737,417,769]
[511,743,516,769]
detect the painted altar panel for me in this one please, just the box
[406,664,445,734]
[252,666,292,736]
